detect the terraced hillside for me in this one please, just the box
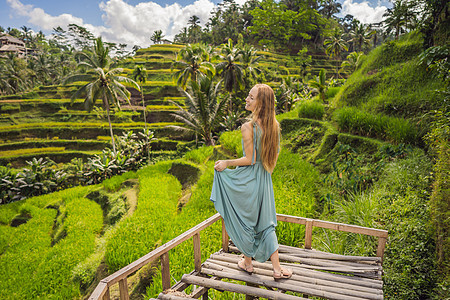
[0,43,342,167]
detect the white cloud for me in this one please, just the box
[6,0,217,47]
[341,0,387,24]
[6,0,109,37]
[99,0,215,46]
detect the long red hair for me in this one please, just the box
[251,84,280,173]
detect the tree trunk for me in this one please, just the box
[141,87,147,131]
[104,95,116,154]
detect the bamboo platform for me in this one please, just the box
[155,243,384,300]
[89,213,388,300]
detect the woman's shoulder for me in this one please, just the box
[241,121,253,131]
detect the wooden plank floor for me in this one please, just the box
[155,244,384,300]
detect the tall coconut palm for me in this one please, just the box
[172,43,214,89]
[168,75,227,146]
[239,44,263,88]
[64,37,140,153]
[150,30,164,44]
[216,39,244,112]
[318,0,342,18]
[132,65,148,130]
[20,25,31,50]
[188,15,201,43]
[348,23,373,52]
[216,39,244,92]
[383,0,409,39]
[324,28,348,77]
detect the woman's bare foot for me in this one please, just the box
[238,258,254,274]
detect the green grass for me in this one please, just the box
[0,185,102,299]
[104,162,181,271]
[218,130,243,157]
[333,106,419,144]
[0,147,65,157]
[298,101,324,120]
[0,121,178,131]
[332,32,445,122]
[272,150,320,246]
[184,146,214,164]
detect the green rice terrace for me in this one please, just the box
[0,29,449,300]
[0,43,343,168]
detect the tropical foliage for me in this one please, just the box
[169,76,227,145]
[0,130,154,204]
[63,37,140,153]
[172,43,214,89]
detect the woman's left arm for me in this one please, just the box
[214,122,254,172]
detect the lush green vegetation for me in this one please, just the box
[1,0,449,298]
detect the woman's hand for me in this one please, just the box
[214,160,228,172]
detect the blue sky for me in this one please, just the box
[1,0,391,47]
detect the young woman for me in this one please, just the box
[210,83,292,279]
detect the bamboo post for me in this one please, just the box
[118,278,129,300]
[202,291,208,300]
[103,287,110,300]
[161,252,171,291]
[193,233,202,272]
[376,237,387,260]
[304,219,313,249]
[221,218,229,252]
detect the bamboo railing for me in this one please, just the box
[89,213,388,300]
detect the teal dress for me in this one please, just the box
[210,123,278,263]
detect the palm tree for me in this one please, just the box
[239,44,263,88]
[64,37,140,153]
[188,15,201,28]
[168,76,227,146]
[216,39,245,112]
[33,53,55,85]
[216,39,244,93]
[150,30,164,44]
[132,66,148,130]
[348,24,374,52]
[174,27,189,44]
[340,51,364,74]
[1,53,31,95]
[188,15,201,43]
[172,43,214,89]
[324,28,348,77]
[319,0,342,18]
[308,69,328,101]
[383,0,408,39]
[20,26,31,44]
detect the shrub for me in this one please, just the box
[374,149,437,299]
[298,101,324,120]
[0,130,155,204]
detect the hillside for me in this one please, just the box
[0,43,344,168]
[0,33,448,299]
